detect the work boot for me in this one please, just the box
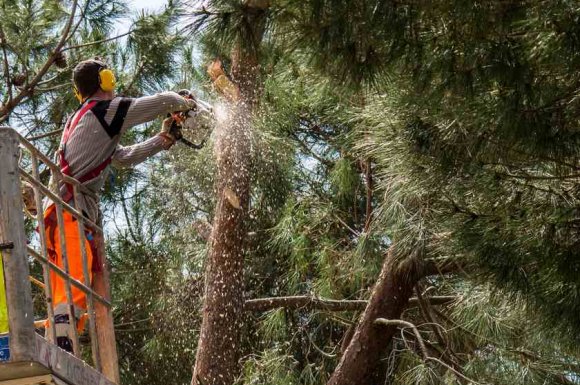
[54,314,74,353]
[56,336,74,353]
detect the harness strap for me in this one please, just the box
[62,101,97,145]
[58,100,110,202]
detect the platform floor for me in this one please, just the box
[0,335,115,385]
[0,374,66,385]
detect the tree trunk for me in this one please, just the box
[327,249,424,385]
[192,8,266,385]
[192,97,252,385]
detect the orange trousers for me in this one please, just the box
[44,205,94,312]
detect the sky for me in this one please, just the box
[127,0,168,14]
[116,0,169,33]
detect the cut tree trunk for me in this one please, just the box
[327,249,434,385]
[192,7,266,385]
[191,99,252,385]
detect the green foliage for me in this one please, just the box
[126,4,184,93]
[11,0,580,384]
[241,347,300,385]
[104,0,580,383]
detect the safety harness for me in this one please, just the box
[43,97,130,273]
[58,98,131,203]
[59,100,100,203]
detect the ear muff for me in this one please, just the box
[72,84,83,103]
[98,68,116,92]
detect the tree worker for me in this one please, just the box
[43,57,193,353]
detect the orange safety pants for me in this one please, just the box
[43,205,96,313]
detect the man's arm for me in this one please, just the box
[105,91,194,134]
[111,118,176,168]
[111,135,168,168]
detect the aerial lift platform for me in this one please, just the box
[0,127,119,385]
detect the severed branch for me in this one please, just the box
[244,295,457,312]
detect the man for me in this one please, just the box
[43,58,193,352]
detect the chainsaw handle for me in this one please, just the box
[168,117,183,141]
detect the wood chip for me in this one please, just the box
[224,187,241,209]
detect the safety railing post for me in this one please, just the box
[72,184,101,371]
[93,229,120,384]
[0,127,36,361]
[30,154,57,344]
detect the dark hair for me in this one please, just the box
[72,59,107,98]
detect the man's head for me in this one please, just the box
[72,58,116,102]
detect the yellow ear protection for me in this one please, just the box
[98,68,116,92]
[73,84,83,103]
[73,63,116,103]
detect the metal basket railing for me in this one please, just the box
[0,127,119,383]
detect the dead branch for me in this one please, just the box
[244,295,457,312]
[415,285,450,353]
[192,219,212,241]
[376,318,481,384]
[375,318,429,359]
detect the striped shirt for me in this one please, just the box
[48,91,194,221]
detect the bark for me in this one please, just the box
[327,250,445,385]
[191,94,252,385]
[192,6,267,385]
[191,94,251,385]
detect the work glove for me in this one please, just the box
[158,117,178,150]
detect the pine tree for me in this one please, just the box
[173,1,580,385]
[11,1,578,384]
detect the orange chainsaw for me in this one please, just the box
[169,89,214,149]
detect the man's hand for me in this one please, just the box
[158,117,177,150]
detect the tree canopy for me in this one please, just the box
[2,1,580,385]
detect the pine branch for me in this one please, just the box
[363,158,373,232]
[0,0,79,123]
[420,258,466,278]
[62,29,134,52]
[375,318,482,384]
[291,132,334,167]
[244,295,457,312]
[0,26,12,103]
[375,318,429,359]
[26,129,63,141]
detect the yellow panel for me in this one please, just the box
[0,252,8,333]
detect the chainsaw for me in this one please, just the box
[169,89,214,149]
